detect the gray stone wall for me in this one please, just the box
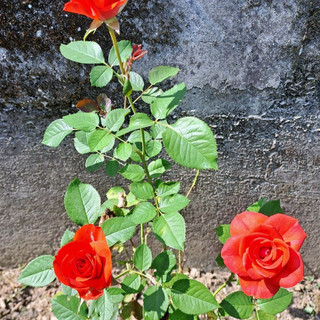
[1,0,320,274]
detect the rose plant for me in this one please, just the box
[18,1,307,319]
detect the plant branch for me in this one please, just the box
[186,170,200,198]
[213,273,235,297]
[108,26,126,76]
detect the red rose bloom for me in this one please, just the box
[221,212,306,299]
[53,224,112,300]
[63,0,128,21]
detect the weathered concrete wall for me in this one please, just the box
[1,0,320,274]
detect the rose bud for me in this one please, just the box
[221,211,306,299]
[53,224,112,300]
[130,44,148,62]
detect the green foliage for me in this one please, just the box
[114,143,132,161]
[103,109,129,132]
[216,224,231,244]
[156,181,180,197]
[153,212,185,250]
[74,131,91,154]
[149,66,180,85]
[133,244,153,271]
[259,199,284,216]
[130,182,154,200]
[121,274,144,294]
[108,40,132,66]
[142,87,163,104]
[151,250,177,282]
[18,255,56,287]
[105,160,119,177]
[130,72,144,91]
[63,112,99,132]
[85,153,104,172]
[171,279,219,315]
[148,159,172,178]
[60,41,105,64]
[117,113,154,136]
[95,290,118,320]
[159,194,190,213]
[123,78,133,97]
[143,286,169,320]
[129,202,157,224]
[64,178,101,225]
[146,140,162,158]
[257,288,293,315]
[52,295,88,320]
[162,117,218,170]
[151,83,186,119]
[254,311,276,320]
[88,129,115,152]
[60,229,75,247]
[120,164,146,182]
[101,216,136,246]
[90,66,113,87]
[42,119,73,148]
[220,291,254,319]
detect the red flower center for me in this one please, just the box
[259,246,271,259]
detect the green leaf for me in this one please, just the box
[63,112,99,132]
[123,78,133,97]
[216,224,231,244]
[42,119,73,148]
[130,71,144,91]
[220,291,254,319]
[105,160,119,177]
[134,244,152,271]
[130,182,154,200]
[254,311,276,320]
[64,178,101,225]
[151,83,186,119]
[18,255,55,287]
[150,121,168,139]
[101,109,129,132]
[74,131,91,154]
[128,130,152,143]
[126,192,140,207]
[162,117,217,170]
[246,198,267,212]
[117,113,154,137]
[146,140,162,158]
[61,284,77,297]
[101,216,136,246]
[60,229,75,247]
[151,250,176,280]
[157,182,180,198]
[148,159,171,178]
[171,279,219,315]
[149,66,180,85]
[108,40,132,66]
[129,202,157,224]
[90,66,113,87]
[107,287,125,303]
[120,164,145,182]
[107,186,125,200]
[153,212,185,250]
[95,290,118,320]
[142,87,163,104]
[121,301,143,320]
[159,194,190,213]
[86,153,104,172]
[121,274,143,294]
[60,41,105,64]
[143,286,169,320]
[257,288,293,315]
[52,295,88,320]
[215,253,225,267]
[88,129,115,152]
[114,142,132,161]
[169,307,198,320]
[259,200,284,216]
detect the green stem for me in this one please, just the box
[108,26,126,76]
[213,273,235,297]
[133,84,153,104]
[186,170,200,198]
[178,250,182,273]
[115,269,130,279]
[131,270,157,285]
[140,224,144,244]
[128,96,137,114]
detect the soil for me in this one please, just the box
[1,267,319,320]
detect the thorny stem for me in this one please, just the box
[213,273,235,297]
[108,26,126,76]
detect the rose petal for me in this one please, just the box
[221,235,248,277]
[73,224,107,244]
[238,276,280,299]
[77,286,104,300]
[275,248,304,288]
[265,214,306,251]
[230,212,268,236]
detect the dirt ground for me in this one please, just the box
[1,267,319,320]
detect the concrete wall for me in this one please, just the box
[1,0,320,274]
